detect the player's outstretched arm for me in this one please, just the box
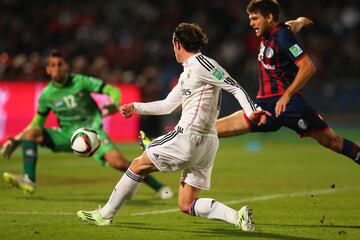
[101,104,119,117]
[285,17,313,34]
[121,82,182,118]
[196,59,270,125]
[101,84,121,117]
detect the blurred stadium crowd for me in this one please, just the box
[1,0,359,119]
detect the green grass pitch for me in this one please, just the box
[1,127,359,240]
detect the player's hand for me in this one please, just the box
[275,94,291,117]
[101,104,119,117]
[248,110,271,126]
[285,17,313,34]
[120,103,135,118]
[1,137,20,159]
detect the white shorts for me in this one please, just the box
[146,127,219,190]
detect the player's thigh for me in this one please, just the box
[180,134,219,190]
[216,110,251,136]
[145,128,193,172]
[42,128,72,152]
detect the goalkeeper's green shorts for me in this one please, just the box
[42,127,114,165]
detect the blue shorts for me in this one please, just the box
[247,95,329,137]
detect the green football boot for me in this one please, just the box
[138,131,151,151]
[235,206,255,231]
[3,172,36,194]
[77,209,113,226]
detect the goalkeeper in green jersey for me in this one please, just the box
[0,50,173,199]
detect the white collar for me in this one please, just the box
[182,52,202,67]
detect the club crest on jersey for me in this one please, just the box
[265,47,274,58]
[54,99,64,107]
[182,88,191,96]
[212,68,225,80]
[298,119,308,130]
[258,42,275,70]
[180,80,191,96]
[289,44,303,57]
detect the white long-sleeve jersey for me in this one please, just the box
[134,53,256,136]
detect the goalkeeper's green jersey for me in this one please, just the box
[38,73,105,131]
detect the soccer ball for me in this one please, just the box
[70,128,101,157]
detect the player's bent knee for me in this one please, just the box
[129,158,141,171]
[330,135,343,152]
[178,201,192,215]
[22,128,43,141]
[129,156,152,175]
[320,135,342,152]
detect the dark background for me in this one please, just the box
[1,0,359,134]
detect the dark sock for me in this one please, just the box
[22,140,38,182]
[341,138,360,164]
[143,175,164,191]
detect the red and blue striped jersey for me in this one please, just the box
[256,23,306,98]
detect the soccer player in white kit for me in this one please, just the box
[77,23,268,231]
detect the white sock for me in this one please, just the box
[191,198,238,224]
[100,169,144,219]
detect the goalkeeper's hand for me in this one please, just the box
[101,104,119,117]
[1,137,20,159]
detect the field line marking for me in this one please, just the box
[0,211,74,215]
[0,187,357,216]
[130,187,353,216]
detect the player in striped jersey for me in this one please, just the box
[216,0,360,165]
[77,23,269,230]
